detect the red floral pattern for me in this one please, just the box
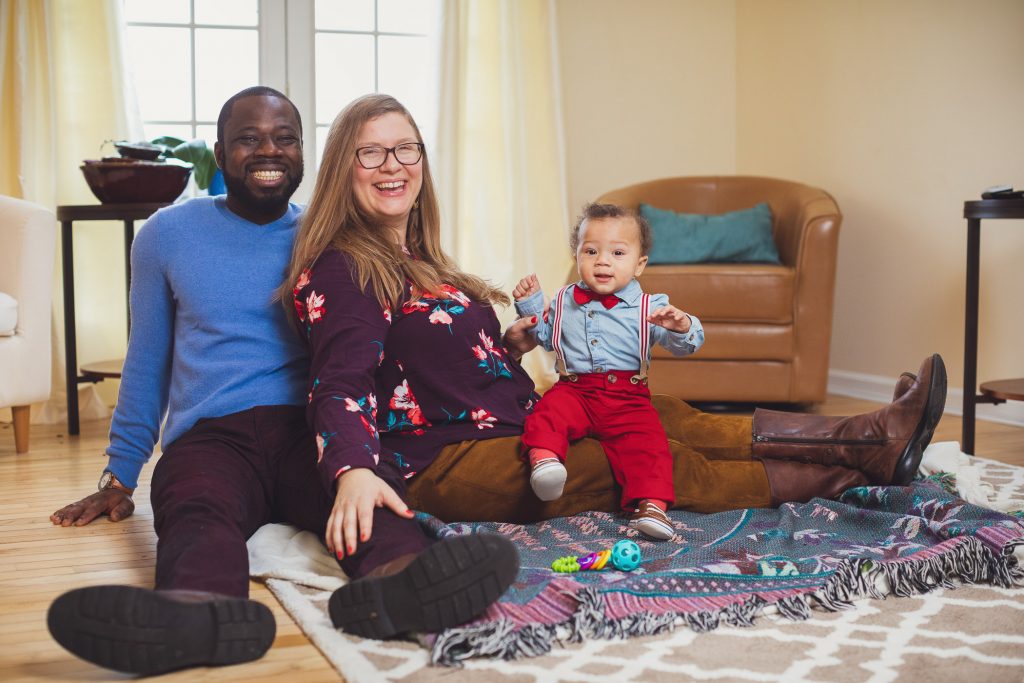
[386,379,431,435]
[471,408,497,429]
[305,290,325,324]
[293,269,311,321]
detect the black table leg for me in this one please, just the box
[123,220,134,337]
[61,220,79,436]
[962,217,980,454]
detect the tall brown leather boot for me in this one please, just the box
[761,460,868,506]
[892,371,916,401]
[752,354,947,486]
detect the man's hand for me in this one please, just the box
[50,490,135,527]
[648,305,692,333]
[512,273,541,301]
[328,468,414,560]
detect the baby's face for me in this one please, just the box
[575,216,648,295]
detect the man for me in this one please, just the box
[47,87,518,676]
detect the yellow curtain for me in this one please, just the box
[1,0,141,424]
[437,0,571,390]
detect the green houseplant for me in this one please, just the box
[150,137,220,191]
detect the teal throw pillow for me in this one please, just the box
[640,202,781,264]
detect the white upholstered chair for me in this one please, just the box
[0,195,57,453]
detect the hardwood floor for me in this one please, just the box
[1,396,1021,682]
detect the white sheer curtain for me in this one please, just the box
[435,0,571,389]
[1,0,141,424]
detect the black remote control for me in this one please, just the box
[981,185,1024,199]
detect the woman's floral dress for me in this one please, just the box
[293,249,538,492]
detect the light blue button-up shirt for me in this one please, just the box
[514,279,704,374]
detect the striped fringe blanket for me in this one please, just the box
[425,479,1024,665]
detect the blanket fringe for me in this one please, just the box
[430,534,1023,667]
[566,587,680,641]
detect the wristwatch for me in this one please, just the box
[98,470,135,495]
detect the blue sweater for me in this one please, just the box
[105,197,308,488]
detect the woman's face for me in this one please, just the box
[351,112,423,240]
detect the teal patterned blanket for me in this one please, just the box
[424,480,1024,665]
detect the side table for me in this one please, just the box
[961,198,1024,454]
[56,203,168,435]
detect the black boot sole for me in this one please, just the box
[892,354,947,485]
[328,534,519,639]
[47,586,276,675]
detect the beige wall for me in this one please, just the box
[557,0,1024,396]
[735,0,1024,389]
[555,0,737,216]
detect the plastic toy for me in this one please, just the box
[551,539,642,572]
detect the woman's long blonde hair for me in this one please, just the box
[279,94,508,319]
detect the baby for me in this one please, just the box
[514,202,704,540]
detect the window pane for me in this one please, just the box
[123,0,189,24]
[377,0,435,34]
[377,35,428,117]
[126,26,192,121]
[144,123,193,145]
[195,125,218,147]
[195,0,258,26]
[194,29,260,122]
[315,33,374,124]
[315,0,374,31]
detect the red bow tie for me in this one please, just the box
[573,286,621,309]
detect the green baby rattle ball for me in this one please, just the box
[611,539,642,571]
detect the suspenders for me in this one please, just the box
[551,285,572,377]
[550,284,652,385]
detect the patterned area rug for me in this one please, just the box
[249,450,1024,682]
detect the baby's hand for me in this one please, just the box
[513,273,542,301]
[648,305,692,333]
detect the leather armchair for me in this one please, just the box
[0,195,57,452]
[597,176,841,404]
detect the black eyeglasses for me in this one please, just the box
[355,143,424,169]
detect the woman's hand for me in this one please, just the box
[50,490,135,527]
[328,468,413,559]
[648,305,692,333]
[502,312,545,361]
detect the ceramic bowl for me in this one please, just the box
[114,141,164,161]
[81,158,192,204]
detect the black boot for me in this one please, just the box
[752,354,946,485]
[329,533,519,639]
[47,586,275,675]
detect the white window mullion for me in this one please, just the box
[283,0,315,202]
[258,0,287,92]
[189,0,198,139]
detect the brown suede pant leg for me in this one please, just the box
[651,394,754,461]
[405,434,771,523]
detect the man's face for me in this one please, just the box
[215,95,303,224]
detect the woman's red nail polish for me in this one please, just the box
[532,316,537,323]
[348,545,354,554]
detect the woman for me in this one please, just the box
[283,94,946,640]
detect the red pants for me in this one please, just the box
[522,371,675,509]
